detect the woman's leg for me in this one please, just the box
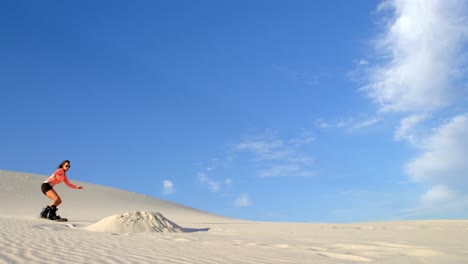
[45,189,62,207]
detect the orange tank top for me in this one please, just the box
[45,168,78,189]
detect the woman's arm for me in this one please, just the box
[63,176,83,189]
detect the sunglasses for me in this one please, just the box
[65,165,71,168]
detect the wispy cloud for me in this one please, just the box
[420,185,456,204]
[358,59,369,66]
[405,114,468,185]
[234,193,252,207]
[235,131,315,177]
[198,173,221,192]
[317,116,381,130]
[350,117,381,130]
[405,114,468,214]
[402,184,468,218]
[197,169,233,193]
[236,134,292,161]
[362,0,468,113]
[162,180,174,195]
[259,164,314,178]
[360,0,468,217]
[394,114,428,144]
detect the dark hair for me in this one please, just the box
[58,160,71,169]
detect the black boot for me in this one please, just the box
[48,206,61,220]
[40,206,50,218]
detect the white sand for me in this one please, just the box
[85,211,183,233]
[1,170,467,263]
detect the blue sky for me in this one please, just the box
[1,0,468,223]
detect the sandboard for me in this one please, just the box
[40,217,68,222]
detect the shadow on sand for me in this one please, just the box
[181,227,210,233]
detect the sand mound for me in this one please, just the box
[85,211,183,233]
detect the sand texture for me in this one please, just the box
[1,170,467,263]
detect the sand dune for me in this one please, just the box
[1,170,467,263]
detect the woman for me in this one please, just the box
[40,160,83,220]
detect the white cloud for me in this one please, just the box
[403,185,468,218]
[359,59,369,66]
[236,133,292,161]
[259,164,314,178]
[234,193,252,207]
[405,114,468,185]
[362,0,468,113]
[162,180,174,195]
[360,0,468,218]
[420,185,455,204]
[235,131,315,177]
[288,133,315,145]
[405,114,468,212]
[198,173,221,192]
[394,114,428,143]
[196,163,232,193]
[317,116,381,131]
[350,118,381,130]
[337,121,347,128]
[319,122,331,128]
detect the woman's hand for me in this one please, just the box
[77,186,83,190]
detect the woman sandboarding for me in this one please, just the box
[40,160,83,221]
